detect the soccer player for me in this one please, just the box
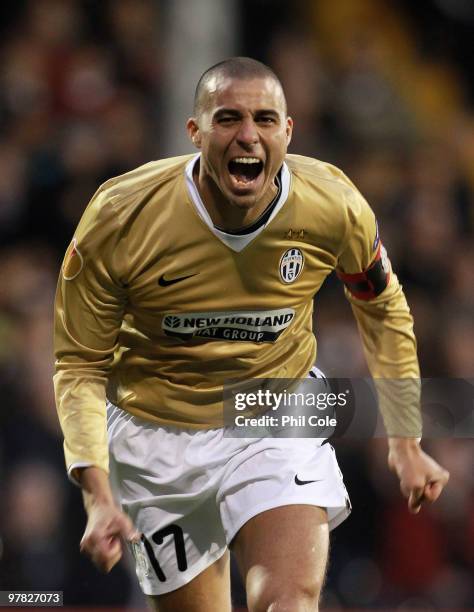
[54,57,449,611]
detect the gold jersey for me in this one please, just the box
[54,153,421,474]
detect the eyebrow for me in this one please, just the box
[213,108,241,118]
[255,109,280,118]
[213,108,281,119]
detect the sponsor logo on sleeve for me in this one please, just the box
[62,238,84,280]
[162,308,295,343]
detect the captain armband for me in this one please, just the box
[337,243,391,300]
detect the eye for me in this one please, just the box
[257,115,277,125]
[216,115,239,125]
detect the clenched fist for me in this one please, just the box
[76,466,140,572]
[388,438,449,514]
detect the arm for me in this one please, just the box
[54,189,138,569]
[336,187,449,512]
[345,276,449,513]
[78,467,139,572]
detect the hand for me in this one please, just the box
[80,500,140,572]
[77,466,140,573]
[388,438,449,514]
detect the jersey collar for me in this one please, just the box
[184,153,291,253]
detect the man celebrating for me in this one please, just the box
[54,57,449,611]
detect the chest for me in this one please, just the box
[126,221,338,315]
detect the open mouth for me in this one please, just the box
[228,157,264,185]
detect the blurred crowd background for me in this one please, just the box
[0,0,473,610]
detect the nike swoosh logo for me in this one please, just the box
[294,475,322,486]
[158,273,198,287]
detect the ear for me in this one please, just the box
[286,116,294,147]
[186,118,202,149]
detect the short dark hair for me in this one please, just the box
[193,56,286,115]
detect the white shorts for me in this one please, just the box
[107,393,351,595]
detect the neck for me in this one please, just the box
[193,164,277,231]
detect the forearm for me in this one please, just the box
[388,437,421,451]
[388,437,423,476]
[54,210,126,477]
[54,370,110,474]
[76,466,116,513]
[349,279,422,437]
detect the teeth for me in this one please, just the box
[232,157,261,164]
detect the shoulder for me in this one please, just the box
[74,154,194,248]
[286,153,371,219]
[286,153,348,184]
[92,154,195,217]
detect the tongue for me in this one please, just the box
[229,161,261,182]
[233,172,253,183]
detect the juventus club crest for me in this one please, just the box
[279,248,304,283]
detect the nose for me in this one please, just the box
[235,117,259,147]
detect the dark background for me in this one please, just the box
[0,1,473,610]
